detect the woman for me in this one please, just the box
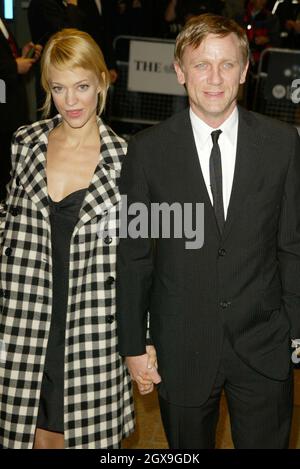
[0,29,134,449]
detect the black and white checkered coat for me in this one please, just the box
[0,115,134,448]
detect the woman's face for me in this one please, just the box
[48,65,101,128]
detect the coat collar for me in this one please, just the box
[16,115,125,226]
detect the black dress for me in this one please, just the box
[36,188,87,433]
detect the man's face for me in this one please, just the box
[174,33,249,127]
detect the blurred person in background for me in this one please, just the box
[276,0,300,49]
[28,0,83,114]
[77,0,118,84]
[237,0,280,68]
[0,15,41,200]
[163,0,224,37]
[223,0,245,19]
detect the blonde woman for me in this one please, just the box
[0,29,134,449]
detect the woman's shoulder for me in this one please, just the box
[99,119,128,158]
[13,115,61,145]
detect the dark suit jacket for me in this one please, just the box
[117,106,300,406]
[28,0,83,46]
[77,0,116,70]
[0,22,28,133]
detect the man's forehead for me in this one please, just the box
[184,33,242,60]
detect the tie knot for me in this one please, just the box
[211,129,222,144]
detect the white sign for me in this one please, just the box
[128,40,186,97]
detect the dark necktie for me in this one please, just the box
[209,129,225,234]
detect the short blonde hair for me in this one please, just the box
[40,28,110,117]
[175,14,250,66]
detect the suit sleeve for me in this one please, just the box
[38,1,83,38]
[116,137,153,356]
[277,129,300,338]
[0,51,18,82]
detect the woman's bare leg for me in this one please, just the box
[33,428,64,449]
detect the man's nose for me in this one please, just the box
[207,66,223,85]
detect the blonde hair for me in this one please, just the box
[175,14,250,66]
[40,28,110,117]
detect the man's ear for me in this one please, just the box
[174,61,186,86]
[240,60,249,85]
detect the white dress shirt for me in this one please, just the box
[94,0,102,15]
[0,17,9,40]
[190,106,239,219]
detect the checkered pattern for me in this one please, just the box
[0,116,134,448]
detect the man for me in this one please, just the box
[0,16,41,199]
[28,0,83,114]
[77,0,118,83]
[116,14,300,449]
[28,0,82,47]
[237,0,280,67]
[276,0,300,49]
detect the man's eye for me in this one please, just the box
[197,63,207,70]
[223,62,233,69]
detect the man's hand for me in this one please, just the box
[125,345,161,395]
[22,42,42,62]
[16,57,35,75]
[66,0,78,5]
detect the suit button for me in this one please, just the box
[220,301,231,309]
[106,315,115,324]
[104,236,112,245]
[105,276,115,286]
[5,247,12,256]
[10,207,21,216]
[218,248,226,257]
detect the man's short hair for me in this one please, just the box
[175,14,250,66]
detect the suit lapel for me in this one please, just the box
[221,106,263,242]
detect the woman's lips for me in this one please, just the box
[65,109,83,118]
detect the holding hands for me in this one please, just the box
[126,345,162,395]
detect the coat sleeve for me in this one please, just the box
[0,130,23,245]
[277,129,300,338]
[116,136,154,356]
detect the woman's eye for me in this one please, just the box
[52,86,63,94]
[78,84,89,91]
